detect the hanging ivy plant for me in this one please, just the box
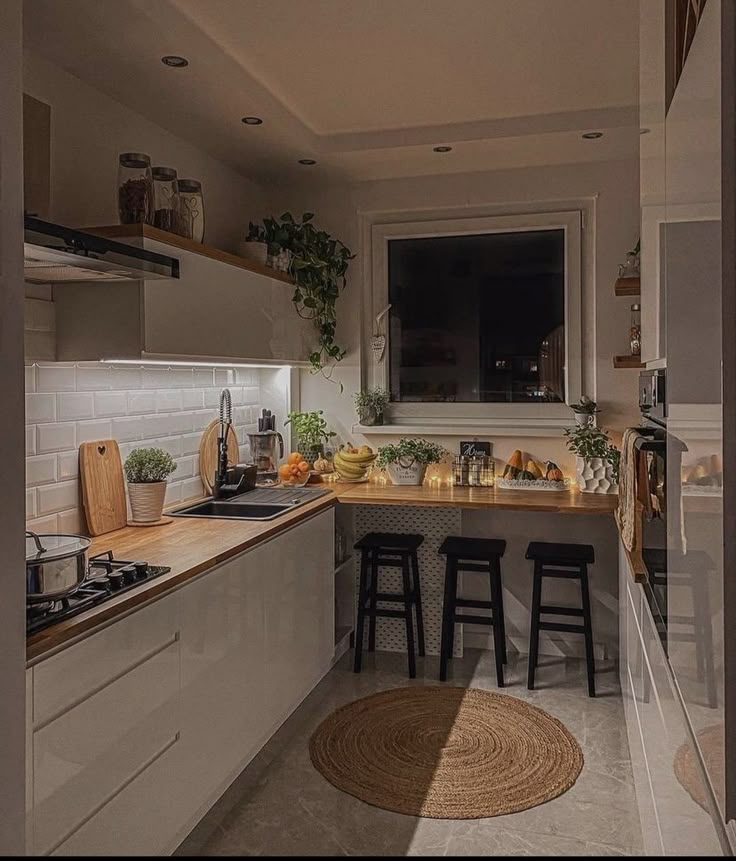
[262,212,354,377]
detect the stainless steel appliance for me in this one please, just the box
[26,531,91,602]
[248,408,284,485]
[26,550,170,636]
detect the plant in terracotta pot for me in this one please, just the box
[570,395,599,427]
[284,410,336,466]
[354,387,390,426]
[124,447,177,522]
[564,425,619,493]
[376,438,446,486]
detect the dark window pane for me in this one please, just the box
[388,229,566,403]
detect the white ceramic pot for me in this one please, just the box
[267,248,291,272]
[386,459,428,486]
[238,240,268,266]
[574,412,595,427]
[128,481,167,522]
[575,457,617,494]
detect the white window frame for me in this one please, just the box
[366,210,583,434]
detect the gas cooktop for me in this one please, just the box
[26,550,171,636]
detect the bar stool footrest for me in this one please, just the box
[539,605,585,617]
[454,613,496,626]
[455,598,493,610]
[539,620,587,634]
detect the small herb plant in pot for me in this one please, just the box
[354,387,390,426]
[124,447,177,522]
[570,395,599,427]
[239,222,268,266]
[563,426,619,493]
[376,438,446,486]
[284,410,336,466]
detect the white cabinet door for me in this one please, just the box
[179,550,265,809]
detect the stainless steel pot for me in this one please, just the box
[25,531,91,603]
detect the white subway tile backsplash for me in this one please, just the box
[26,393,56,424]
[76,419,113,444]
[58,450,80,480]
[156,390,183,412]
[36,364,75,392]
[76,366,112,391]
[25,361,268,528]
[127,391,157,415]
[26,454,57,486]
[37,480,79,516]
[57,392,95,421]
[37,423,76,453]
[94,391,128,417]
[111,416,143,442]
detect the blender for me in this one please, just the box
[248,409,284,485]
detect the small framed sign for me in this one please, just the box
[460,440,492,457]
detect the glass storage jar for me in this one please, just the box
[176,179,205,242]
[151,166,179,233]
[117,152,153,225]
[630,303,641,356]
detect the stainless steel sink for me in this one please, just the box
[171,486,329,521]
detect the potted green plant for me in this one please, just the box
[238,221,268,266]
[563,425,619,493]
[376,438,446,486]
[263,212,354,376]
[284,410,336,465]
[124,447,177,522]
[570,395,599,427]
[354,387,390,426]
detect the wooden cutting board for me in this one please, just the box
[199,419,240,495]
[80,439,128,536]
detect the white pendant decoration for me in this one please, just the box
[371,304,391,363]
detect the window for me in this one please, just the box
[369,211,582,427]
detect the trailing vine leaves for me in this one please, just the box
[263,212,354,382]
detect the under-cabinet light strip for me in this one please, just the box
[100,358,293,369]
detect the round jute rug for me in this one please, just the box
[309,686,583,819]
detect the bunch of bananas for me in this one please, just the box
[334,445,377,482]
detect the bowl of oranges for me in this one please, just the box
[278,452,311,487]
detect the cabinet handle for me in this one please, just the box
[46,732,180,855]
[35,631,180,731]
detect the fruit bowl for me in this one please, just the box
[278,453,312,487]
[334,446,377,482]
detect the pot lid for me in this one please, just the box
[26,532,91,563]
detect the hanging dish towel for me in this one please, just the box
[615,429,651,574]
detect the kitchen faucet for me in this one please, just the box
[213,388,253,499]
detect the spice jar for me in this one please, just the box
[630,303,641,356]
[117,153,153,225]
[176,179,205,242]
[151,166,179,233]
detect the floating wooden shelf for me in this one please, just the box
[614,355,645,369]
[85,223,295,286]
[615,276,640,296]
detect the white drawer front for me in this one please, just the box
[33,595,179,727]
[33,639,180,855]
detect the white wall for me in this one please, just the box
[280,157,641,475]
[0,0,27,853]
[24,362,269,535]
[23,50,267,252]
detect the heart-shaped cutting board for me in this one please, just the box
[80,439,128,535]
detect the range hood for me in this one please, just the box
[24,217,180,283]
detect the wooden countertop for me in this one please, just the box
[27,482,618,662]
[333,481,618,514]
[26,492,337,663]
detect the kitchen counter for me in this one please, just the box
[27,482,617,662]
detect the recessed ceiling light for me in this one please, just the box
[241,116,263,125]
[581,131,603,139]
[161,55,189,68]
[298,158,317,165]
[433,145,453,153]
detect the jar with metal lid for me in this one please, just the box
[176,178,205,242]
[630,303,641,356]
[117,152,154,225]
[151,166,179,233]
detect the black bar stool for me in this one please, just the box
[438,536,507,686]
[353,532,425,679]
[526,541,596,697]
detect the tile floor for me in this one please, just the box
[176,650,643,856]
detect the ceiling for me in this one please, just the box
[23,0,640,184]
